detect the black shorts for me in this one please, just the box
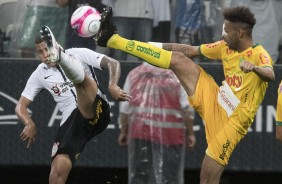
[51,95,110,163]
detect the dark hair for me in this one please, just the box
[223,6,256,29]
[34,35,44,44]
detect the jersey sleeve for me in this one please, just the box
[256,50,273,68]
[66,48,105,70]
[21,70,44,101]
[199,40,226,60]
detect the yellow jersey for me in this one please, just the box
[199,40,273,134]
[276,81,282,124]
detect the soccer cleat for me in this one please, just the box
[94,6,117,47]
[40,25,61,63]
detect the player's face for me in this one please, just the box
[35,42,57,68]
[222,20,240,51]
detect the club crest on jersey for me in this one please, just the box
[226,48,233,55]
[51,84,61,96]
[246,50,252,57]
[259,53,270,64]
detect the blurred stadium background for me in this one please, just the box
[0,0,282,184]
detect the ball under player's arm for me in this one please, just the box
[15,96,37,149]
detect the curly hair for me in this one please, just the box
[223,6,256,28]
[34,35,44,44]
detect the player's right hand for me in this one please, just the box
[118,133,128,146]
[20,122,37,148]
[109,84,131,101]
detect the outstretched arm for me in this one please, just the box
[252,66,275,82]
[163,43,200,58]
[100,56,131,101]
[240,61,275,82]
[148,42,200,59]
[15,96,36,148]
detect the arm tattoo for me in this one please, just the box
[163,44,190,57]
[101,56,121,86]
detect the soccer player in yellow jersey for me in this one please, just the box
[276,81,282,142]
[96,6,275,184]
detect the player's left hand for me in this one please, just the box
[186,134,196,149]
[240,60,256,73]
[109,84,131,101]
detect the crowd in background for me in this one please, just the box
[0,0,282,64]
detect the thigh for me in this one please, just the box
[188,67,244,165]
[51,109,88,163]
[188,67,221,120]
[170,53,200,96]
[87,94,111,137]
[50,154,72,183]
[188,67,228,135]
[206,122,244,166]
[51,98,110,164]
[76,76,98,119]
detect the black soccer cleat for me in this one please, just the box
[94,6,117,47]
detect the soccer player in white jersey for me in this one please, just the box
[15,25,131,184]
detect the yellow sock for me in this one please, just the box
[107,34,172,69]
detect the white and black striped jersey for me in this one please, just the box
[22,48,108,126]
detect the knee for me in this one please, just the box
[49,155,72,184]
[170,52,194,69]
[49,166,67,184]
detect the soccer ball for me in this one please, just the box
[70,6,101,37]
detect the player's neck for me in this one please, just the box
[237,39,253,53]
